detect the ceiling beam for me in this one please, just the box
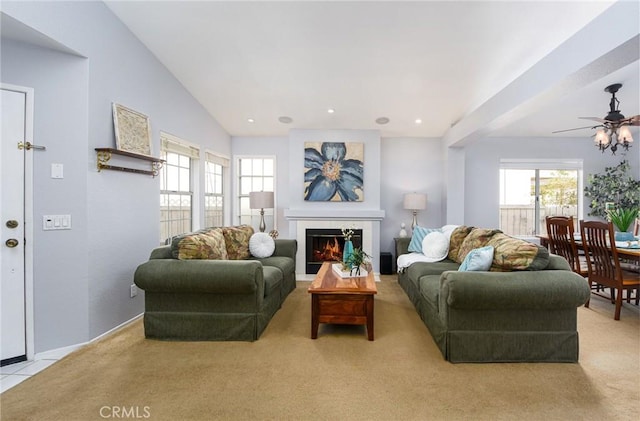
[443,1,640,148]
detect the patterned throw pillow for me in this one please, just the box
[447,225,474,262]
[222,225,255,260]
[488,233,550,271]
[171,228,228,260]
[456,228,502,263]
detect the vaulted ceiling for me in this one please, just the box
[105,1,639,144]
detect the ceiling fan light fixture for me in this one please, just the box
[618,126,633,144]
[594,129,609,145]
[556,82,638,155]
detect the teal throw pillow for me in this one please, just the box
[458,246,494,272]
[408,226,442,253]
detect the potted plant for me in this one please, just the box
[606,208,639,241]
[342,247,371,277]
[584,160,640,219]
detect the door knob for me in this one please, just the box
[5,238,19,248]
[6,220,19,229]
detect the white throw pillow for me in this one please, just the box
[249,232,275,258]
[421,231,449,262]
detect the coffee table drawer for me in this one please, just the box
[317,294,368,316]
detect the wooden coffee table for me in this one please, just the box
[308,261,377,341]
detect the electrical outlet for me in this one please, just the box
[130,284,138,298]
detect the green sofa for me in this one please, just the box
[395,230,590,363]
[134,229,297,341]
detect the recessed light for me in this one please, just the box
[247,118,255,123]
[327,108,335,114]
[375,117,390,125]
[278,116,293,124]
[415,119,422,124]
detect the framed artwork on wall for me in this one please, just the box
[304,141,364,202]
[112,103,152,156]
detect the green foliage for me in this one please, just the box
[606,208,639,232]
[584,160,640,218]
[342,247,371,276]
[539,170,578,206]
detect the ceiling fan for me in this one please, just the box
[553,83,640,154]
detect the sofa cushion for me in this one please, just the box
[255,256,295,276]
[222,225,254,260]
[459,246,495,272]
[262,266,283,297]
[456,228,501,262]
[249,232,275,258]
[406,260,460,280]
[419,275,441,313]
[487,233,550,271]
[448,225,474,262]
[171,228,228,260]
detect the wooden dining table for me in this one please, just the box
[537,235,640,261]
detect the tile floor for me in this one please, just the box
[1,348,72,393]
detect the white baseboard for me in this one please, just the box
[34,313,143,361]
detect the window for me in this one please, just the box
[160,133,199,243]
[237,157,275,227]
[205,152,228,227]
[499,160,582,237]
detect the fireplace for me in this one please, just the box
[305,229,363,274]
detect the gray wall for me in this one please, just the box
[461,137,640,229]
[380,137,444,254]
[2,2,230,351]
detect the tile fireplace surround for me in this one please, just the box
[284,209,385,278]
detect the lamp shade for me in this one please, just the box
[403,193,427,210]
[249,191,274,209]
[618,126,634,144]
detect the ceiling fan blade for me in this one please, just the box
[552,125,598,134]
[578,116,608,123]
[625,115,640,126]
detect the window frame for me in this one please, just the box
[159,132,200,243]
[204,151,229,228]
[235,155,276,230]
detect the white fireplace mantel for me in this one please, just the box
[284,208,385,221]
[285,208,384,278]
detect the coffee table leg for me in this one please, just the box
[311,294,319,339]
[366,296,374,341]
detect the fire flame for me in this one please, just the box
[312,236,343,262]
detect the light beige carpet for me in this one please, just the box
[1,277,639,421]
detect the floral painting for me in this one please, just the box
[304,142,364,202]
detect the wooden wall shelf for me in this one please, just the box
[95,148,164,177]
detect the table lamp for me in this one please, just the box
[249,191,274,232]
[403,193,427,230]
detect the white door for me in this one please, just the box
[1,88,27,365]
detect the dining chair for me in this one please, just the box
[545,216,588,278]
[580,220,640,320]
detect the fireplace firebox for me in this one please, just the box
[305,228,363,274]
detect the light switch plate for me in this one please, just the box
[43,215,71,230]
[51,163,64,179]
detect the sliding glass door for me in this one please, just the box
[499,161,581,237]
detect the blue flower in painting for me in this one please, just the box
[304,142,363,201]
